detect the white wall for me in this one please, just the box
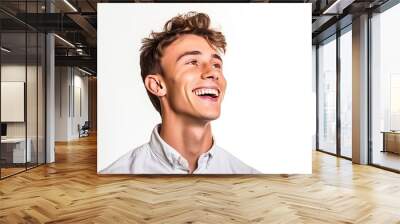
[72,72,89,138]
[1,65,39,138]
[55,66,69,141]
[1,65,28,142]
[1,63,46,164]
[55,67,89,141]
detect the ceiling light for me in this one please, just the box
[63,0,78,12]
[1,47,11,53]
[54,34,75,48]
[323,0,355,14]
[78,67,93,76]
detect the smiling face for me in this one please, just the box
[158,34,227,122]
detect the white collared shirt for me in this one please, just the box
[100,125,259,174]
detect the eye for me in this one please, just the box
[186,60,198,66]
[212,63,222,69]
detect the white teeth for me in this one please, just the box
[194,88,219,97]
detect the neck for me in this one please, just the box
[159,112,213,173]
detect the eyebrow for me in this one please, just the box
[176,50,223,63]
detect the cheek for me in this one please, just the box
[176,74,197,93]
[220,77,227,92]
[167,75,196,101]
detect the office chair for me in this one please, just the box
[79,121,90,138]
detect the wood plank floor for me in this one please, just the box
[373,151,400,171]
[0,167,26,178]
[1,134,400,223]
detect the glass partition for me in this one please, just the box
[339,27,352,158]
[371,3,400,171]
[317,35,337,155]
[38,32,45,165]
[27,31,38,169]
[0,1,46,179]
[1,31,28,177]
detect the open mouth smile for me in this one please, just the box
[192,87,220,102]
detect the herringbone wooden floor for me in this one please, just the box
[1,134,400,224]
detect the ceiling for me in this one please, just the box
[0,0,392,75]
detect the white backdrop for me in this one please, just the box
[97,3,312,173]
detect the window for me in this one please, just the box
[370,3,400,171]
[318,36,337,155]
[339,28,352,158]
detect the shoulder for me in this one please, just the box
[99,143,150,174]
[210,146,261,174]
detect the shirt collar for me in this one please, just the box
[149,124,217,169]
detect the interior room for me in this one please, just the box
[0,0,399,223]
[0,29,46,177]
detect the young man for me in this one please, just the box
[102,12,258,174]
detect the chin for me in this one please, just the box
[199,112,220,121]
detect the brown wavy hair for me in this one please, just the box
[139,11,227,114]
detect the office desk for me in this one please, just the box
[1,138,31,163]
[381,131,400,154]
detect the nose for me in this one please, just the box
[201,63,219,80]
[202,72,218,80]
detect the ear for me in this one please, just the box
[144,74,167,97]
